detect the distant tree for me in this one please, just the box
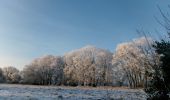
[0,68,5,82]
[3,66,21,83]
[22,55,64,85]
[64,46,113,86]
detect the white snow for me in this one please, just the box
[0,84,146,100]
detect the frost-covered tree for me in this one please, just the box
[112,37,159,88]
[22,55,64,85]
[64,45,113,86]
[3,66,21,83]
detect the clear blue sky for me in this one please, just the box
[0,0,169,69]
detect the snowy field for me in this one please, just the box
[0,84,146,100]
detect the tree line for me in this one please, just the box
[0,37,158,89]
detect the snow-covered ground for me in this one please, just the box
[0,84,146,100]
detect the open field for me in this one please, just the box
[0,84,146,100]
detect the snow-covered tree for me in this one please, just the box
[3,66,21,83]
[64,45,113,86]
[22,55,64,85]
[112,37,160,88]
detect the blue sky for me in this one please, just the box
[0,0,169,69]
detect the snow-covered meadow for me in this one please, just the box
[0,84,146,100]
